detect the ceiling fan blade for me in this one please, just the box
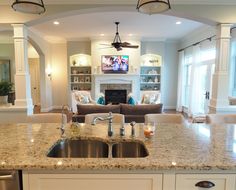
[100,43,112,46]
[121,42,131,46]
[122,45,139,49]
[98,46,113,49]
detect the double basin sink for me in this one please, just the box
[47,139,148,158]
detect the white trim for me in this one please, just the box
[163,106,177,110]
[41,106,53,112]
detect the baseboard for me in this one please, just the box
[41,106,53,112]
[163,106,176,110]
[52,105,63,110]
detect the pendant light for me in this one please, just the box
[12,0,46,14]
[137,0,171,15]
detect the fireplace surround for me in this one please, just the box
[92,74,140,101]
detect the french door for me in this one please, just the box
[195,60,215,114]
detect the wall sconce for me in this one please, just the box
[46,65,52,80]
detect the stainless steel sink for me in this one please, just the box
[112,141,148,158]
[47,139,109,158]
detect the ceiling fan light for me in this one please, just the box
[12,0,46,14]
[137,0,171,14]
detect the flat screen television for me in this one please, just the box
[101,55,129,73]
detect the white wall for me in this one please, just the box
[141,41,178,109]
[51,43,68,108]
[180,26,216,49]
[67,41,91,56]
[163,41,179,109]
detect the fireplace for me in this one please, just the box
[105,90,127,105]
[93,74,140,102]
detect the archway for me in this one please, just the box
[28,36,46,113]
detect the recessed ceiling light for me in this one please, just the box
[100,33,105,36]
[53,21,60,25]
[176,21,182,25]
[128,34,133,37]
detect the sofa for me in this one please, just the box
[72,103,163,123]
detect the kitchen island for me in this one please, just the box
[1,123,236,190]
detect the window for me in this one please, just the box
[182,48,216,110]
[230,40,236,96]
[200,49,216,62]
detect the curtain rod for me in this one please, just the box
[178,35,216,52]
[178,27,236,52]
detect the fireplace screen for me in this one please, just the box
[105,90,127,105]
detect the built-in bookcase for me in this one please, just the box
[140,66,161,91]
[69,54,92,91]
[70,66,91,91]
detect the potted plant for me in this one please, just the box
[0,81,13,105]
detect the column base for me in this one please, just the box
[0,106,30,123]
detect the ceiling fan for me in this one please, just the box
[101,22,139,51]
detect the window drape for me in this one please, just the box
[176,51,184,112]
[188,45,201,117]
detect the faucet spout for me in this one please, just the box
[91,117,105,125]
[91,112,113,137]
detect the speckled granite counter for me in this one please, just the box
[1,123,236,171]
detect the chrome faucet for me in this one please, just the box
[91,112,113,137]
[130,121,136,137]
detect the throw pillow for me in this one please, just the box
[142,94,150,104]
[149,94,158,104]
[128,97,136,105]
[97,96,105,105]
[79,94,90,104]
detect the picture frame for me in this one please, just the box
[74,77,79,83]
[72,86,78,90]
[85,76,90,83]
[79,77,84,83]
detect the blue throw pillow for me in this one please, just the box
[128,97,136,105]
[97,97,105,105]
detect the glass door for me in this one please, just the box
[195,61,215,114]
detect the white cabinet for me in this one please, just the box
[176,174,235,190]
[23,172,236,190]
[24,173,163,190]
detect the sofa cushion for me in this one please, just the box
[77,104,120,115]
[120,103,163,115]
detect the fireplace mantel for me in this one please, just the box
[92,74,140,101]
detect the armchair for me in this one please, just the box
[71,90,96,113]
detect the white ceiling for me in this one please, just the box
[2,0,236,43]
[29,12,204,43]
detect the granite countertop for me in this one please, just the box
[1,122,236,171]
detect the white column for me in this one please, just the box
[12,24,33,114]
[209,24,232,113]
